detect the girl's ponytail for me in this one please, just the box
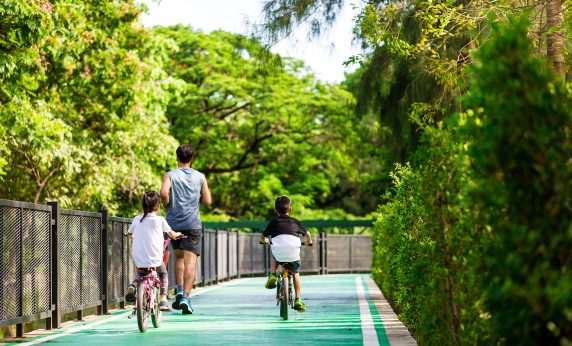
[140,191,161,222]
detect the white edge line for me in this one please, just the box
[356,276,380,346]
[19,278,249,345]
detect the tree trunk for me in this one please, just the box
[547,0,566,76]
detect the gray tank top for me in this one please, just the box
[166,168,205,230]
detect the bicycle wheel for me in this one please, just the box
[136,284,149,333]
[280,277,288,320]
[151,288,162,328]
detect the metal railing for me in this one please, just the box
[0,199,372,337]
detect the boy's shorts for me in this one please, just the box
[171,229,202,256]
[275,258,301,273]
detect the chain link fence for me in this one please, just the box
[0,199,372,337]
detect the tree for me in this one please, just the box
[547,0,566,76]
[0,0,180,214]
[154,26,377,218]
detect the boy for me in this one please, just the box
[260,195,313,312]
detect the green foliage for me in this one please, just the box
[0,0,179,215]
[373,16,572,345]
[463,17,572,344]
[0,2,383,220]
[0,0,52,100]
[155,26,380,219]
[373,123,493,344]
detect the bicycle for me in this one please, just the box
[128,267,162,332]
[261,239,312,321]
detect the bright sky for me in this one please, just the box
[139,0,362,83]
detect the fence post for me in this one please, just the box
[250,234,254,274]
[237,232,241,279]
[349,236,353,274]
[119,221,126,309]
[226,230,230,281]
[48,202,61,329]
[201,229,206,287]
[99,208,109,315]
[215,229,219,285]
[16,206,23,337]
[76,215,84,322]
[319,231,327,275]
[263,231,268,276]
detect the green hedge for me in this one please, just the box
[373,17,572,345]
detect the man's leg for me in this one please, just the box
[183,250,198,294]
[172,249,185,310]
[271,258,279,274]
[179,250,197,314]
[175,249,185,288]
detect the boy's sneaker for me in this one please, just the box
[294,298,306,312]
[172,289,184,310]
[179,297,193,315]
[125,284,136,303]
[159,297,171,311]
[265,273,277,289]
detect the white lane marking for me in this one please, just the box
[364,277,417,346]
[18,312,131,346]
[20,279,248,345]
[356,276,380,346]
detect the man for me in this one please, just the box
[160,144,211,314]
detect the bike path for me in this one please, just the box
[10,274,415,346]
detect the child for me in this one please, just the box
[260,195,313,312]
[125,191,183,311]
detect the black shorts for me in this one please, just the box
[171,229,202,256]
[276,259,301,273]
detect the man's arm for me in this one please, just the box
[160,173,171,209]
[201,177,212,206]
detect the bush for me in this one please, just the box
[465,16,572,344]
[373,16,572,345]
[373,123,492,345]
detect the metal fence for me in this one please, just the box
[0,199,372,337]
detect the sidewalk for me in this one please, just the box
[5,274,416,346]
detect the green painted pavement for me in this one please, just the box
[13,274,390,345]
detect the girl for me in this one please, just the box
[126,191,183,310]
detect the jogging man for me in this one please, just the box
[160,144,211,314]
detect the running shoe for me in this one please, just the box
[265,273,277,289]
[172,289,184,310]
[179,297,193,315]
[294,298,307,312]
[125,284,136,303]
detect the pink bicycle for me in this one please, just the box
[129,267,162,332]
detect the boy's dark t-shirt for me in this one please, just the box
[263,215,308,262]
[262,215,308,238]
